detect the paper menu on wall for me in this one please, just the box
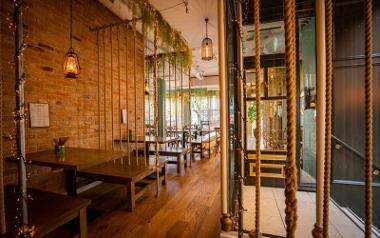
[29,103,50,128]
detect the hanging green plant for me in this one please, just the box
[124,0,192,69]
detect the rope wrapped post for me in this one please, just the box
[321,0,333,236]
[283,0,298,237]
[153,19,160,197]
[253,0,262,236]
[14,0,30,234]
[364,0,373,236]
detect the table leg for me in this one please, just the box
[162,163,167,186]
[126,182,135,212]
[145,142,149,159]
[177,155,182,173]
[79,208,87,238]
[64,169,77,196]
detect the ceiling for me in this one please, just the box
[98,0,219,78]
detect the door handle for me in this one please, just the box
[374,170,379,176]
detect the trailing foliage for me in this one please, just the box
[124,0,192,69]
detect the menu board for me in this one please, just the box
[29,103,50,128]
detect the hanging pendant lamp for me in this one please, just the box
[201,18,214,61]
[63,0,80,79]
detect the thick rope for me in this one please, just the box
[253,0,261,236]
[283,0,298,237]
[364,0,373,237]
[0,36,6,233]
[322,0,333,236]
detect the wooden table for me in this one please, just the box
[2,185,90,238]
[115,136,181,156]
[14,148,126,196]
[77,157,167,211]
[191,132,218,159]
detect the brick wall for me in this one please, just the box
[0,0,145,192]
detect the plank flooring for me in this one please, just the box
[80,156,221,238]
[78,155,375,238]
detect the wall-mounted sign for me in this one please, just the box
[121,109,128,124]
[29,103,50,128]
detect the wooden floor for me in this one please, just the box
[80,156,221,238]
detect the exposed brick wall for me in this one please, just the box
[1,0,144,192]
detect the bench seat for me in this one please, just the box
[77,157,167,211]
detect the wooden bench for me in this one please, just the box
[149,146,191,173]
[248,154,287,179]
[77,157,167,212]
[2,185,90,238]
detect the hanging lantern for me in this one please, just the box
[64,48,80,78]
[64,0,80,79]
[201,18,213,61]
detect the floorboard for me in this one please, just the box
[81,157,221,238]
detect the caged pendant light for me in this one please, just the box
[201,18,214,61]
[63,0,80,79]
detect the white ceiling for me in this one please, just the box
[98,0,219,78]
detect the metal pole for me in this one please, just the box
[236,1,245,236]
[218,0,232,231]
[313,0,326,234]
[14,0,28,230]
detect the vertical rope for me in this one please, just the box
[103,30,107,150]
[97,31,101,150]
[169,56,172,137]
[322,0,333,236]
[284,0,298,236]
[133,20,137,159]
[118,26,122,152]
[175,56,178,130]
[153,20,160,196]
[125,25,130,162]
[253,0,261,236]
[111,27,114,151]
[0,24,6,232]
[364,0,373,236]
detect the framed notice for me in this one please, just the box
[29,103,50,128]
[121,109,128,124]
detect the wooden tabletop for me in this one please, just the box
[22,147,126,170]
[191,131,218,144]
[3,185,90,238]
[115,136,180,144]
[77,157,167,182]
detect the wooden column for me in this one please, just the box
[218,0,232,231]
[314,0,326,233]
